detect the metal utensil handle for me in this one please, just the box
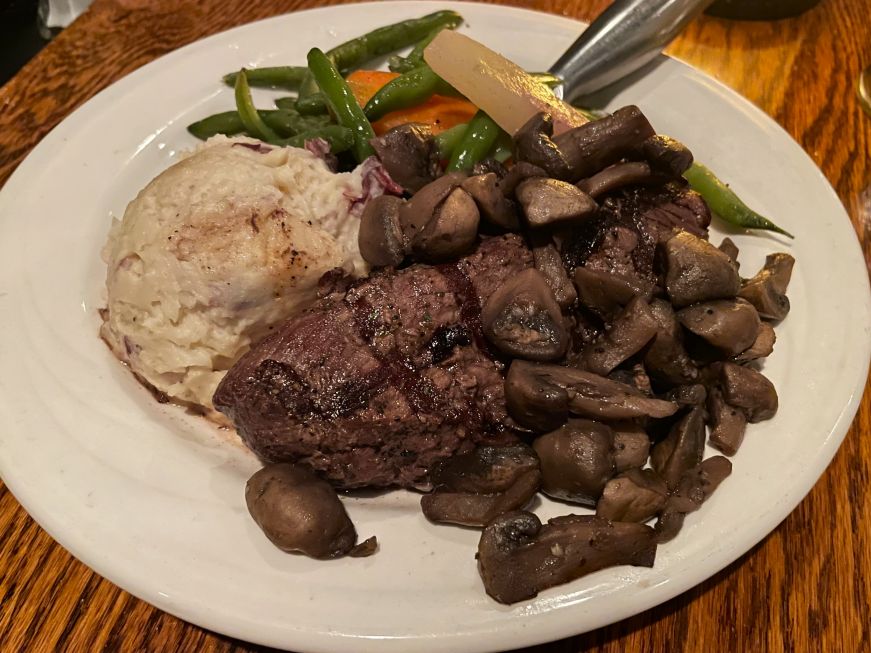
[550,0,716,102]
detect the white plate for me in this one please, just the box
[0,2,869,652]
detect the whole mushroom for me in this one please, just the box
[533,418,616,506]
[245,463,359,559]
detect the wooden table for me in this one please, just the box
[1,0,869,651]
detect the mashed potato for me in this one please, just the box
[101,136,371,416]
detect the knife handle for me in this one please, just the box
[549,0,716,102]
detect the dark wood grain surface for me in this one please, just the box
[1,0,869,651]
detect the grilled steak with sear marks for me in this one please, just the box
[214,235,531,489]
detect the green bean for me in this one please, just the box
[234,69,280,142]
[364,65,455,121]
[491,132,513,163]
[296,94,330,115]
[298,11,464,97]
[388,27,447,73]
[281,125,355,153]
[187,111,247,139]
[223,66,307,89]
[683,162,793,238]
[276,94,330,116]
[193,110,309,140]
[530,72,563,89]
[274,96,296,110]
[306,48,375,162]
[447,111,501,171]
[433,123,468,159]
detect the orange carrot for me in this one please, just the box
[345,70,478,136]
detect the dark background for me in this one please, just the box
[1,0,49,86]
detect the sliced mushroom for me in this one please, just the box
[461,173,521,230]
[655,456,732,543]
[499,161,547,198]
[513,112,571,179]
[572,266,655,320]
[677,298,761,357]
[643,299,699,385]
[709,362,778,422]
[533,419,615,506]
[663,383,707,408]
[245,463,358,559]
[718,237,739,266]
[477,511,657,604]
[733,321,776,362]
[399,171,467,240]
[597,468,669,523]
[641,134,693,177]
[504,361,679,431]
[552,106,656,182]
[504,361,570,432]
[650,406,706,490]
[411,187,480,262]
[515,177,598,229]
[707,387,747,456]
[529,233,577,309]
[738,253,795,320]
[471,158,508,178]
[358,195,407,267]
[421,445,541,527]
[370,123,439,193]
[482,268,568,361]
[576,161,654,199]
[612,421,650,472]
[663,231,741,308]
[581,297,659,375]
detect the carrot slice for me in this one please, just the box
[345,70,478,136]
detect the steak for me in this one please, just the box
[214,235,532,489]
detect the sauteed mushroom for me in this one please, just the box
[577,161,654,199]
[641,134,693,177]
[421,445,541,527]
[663,231,741,308]
[482,268,568,361]
[533,419,616,506]
[709,362,778,422]
[370,123,439,193]
[477,511,657,604]
[499,161,547,198]
[655,456,732,543]
[513,112,571,180]
[597,468,669,523]
[650,406,706,490]
[461,173,520,230]
[718,237,739,265]
[529,235,577,309]
[677,298,761,357]
[411,186,480,261]
[552,106,656,182]
[246,463,358,559]
[581,297,659,375]
[504,361,678,431]
[612,422,650,472]
[738,253,795,320]
[734,321,776,362]
[358,195,407,267]
[707,388,747,456]
[572,267,655,319]
[515,177,598,228]
[643,299,699,385]
[399,172,467,239]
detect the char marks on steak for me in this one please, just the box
[214,235,531,489]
